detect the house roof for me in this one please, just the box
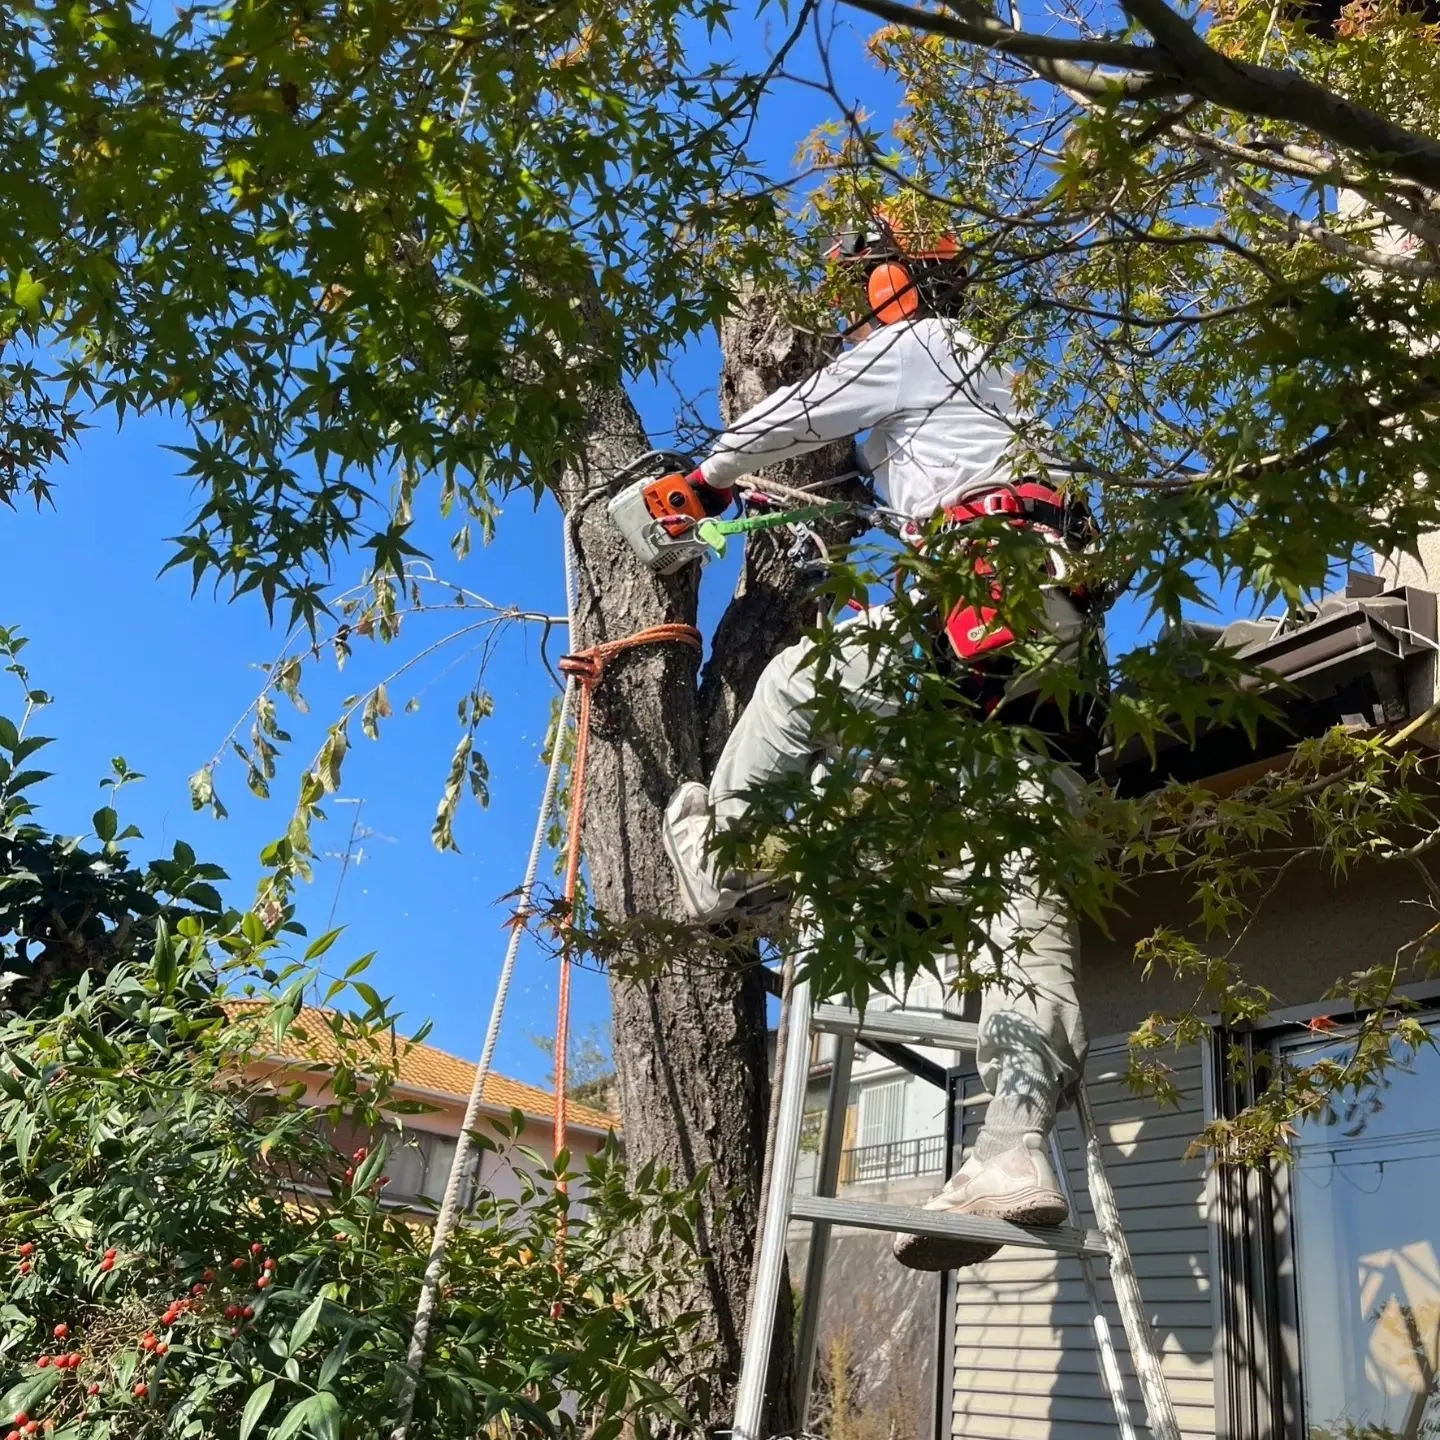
[1102,579,1439,795]
[221,1001,618,1134]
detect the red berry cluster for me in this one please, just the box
[34,1353,83,1372]
[339,1146,390,1196]
[214,1243,278,1332]
[7,1235,291,1426]
[10,1308,92,1433]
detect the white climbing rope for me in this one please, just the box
[390,513,580,1440]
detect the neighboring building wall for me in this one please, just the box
[1077,851,1438,1039]
[949,1038,1214,1440]
[239,1062,610,1212]
[948,849,1440,1440]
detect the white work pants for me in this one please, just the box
[708,604,1089,1097]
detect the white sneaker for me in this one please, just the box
[661,783,788,923]
[892,1131,1067,1271]
[662,783,733,921]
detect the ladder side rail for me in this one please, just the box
[1076,1085,1184,1440]
[793,1033,857,1426]
[733,968,816,1440]
[1048,1123,1138,1440]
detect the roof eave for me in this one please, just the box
[246,1055,617,1139]
[1101,582,1439,795]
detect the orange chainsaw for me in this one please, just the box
[606,451,719,575]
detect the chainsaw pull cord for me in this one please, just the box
[552,621,704,1182]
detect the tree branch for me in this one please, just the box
[841,0,1440,190]
[1217,161,1440,278]
[840,0,1188,97]
[1116,0,1440,189]
[1225,378,1440,485]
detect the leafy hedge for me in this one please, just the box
[0,634,714,1439]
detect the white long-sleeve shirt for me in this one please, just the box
[698,317,1025,520]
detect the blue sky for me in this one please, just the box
[0,8,901,1087]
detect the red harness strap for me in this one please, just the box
[936,482,1081,665]
[941,480,1071,532]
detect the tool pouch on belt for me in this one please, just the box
[935,482,1098,664]
[925,482,1106,776]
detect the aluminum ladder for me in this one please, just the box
[731,971,1184,1440]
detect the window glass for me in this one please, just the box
[1286,1024,1440,1440]
[385,1133,429,1200]
[420,1135,458,1204]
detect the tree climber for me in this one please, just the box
[653,216,1102,1271]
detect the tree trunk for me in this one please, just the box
[554,297,858,1430]
[555,385,773,1428]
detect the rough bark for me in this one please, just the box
[555,385,774,1429]
[553,297,866,1431]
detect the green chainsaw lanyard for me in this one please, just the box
[694,501,851,559]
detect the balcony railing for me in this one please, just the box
[839,1133,947,1185]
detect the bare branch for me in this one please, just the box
[1117,0,1440,189]
[1220,163,1440,278]
[839,0,1188,97]
[840,0,1440,190]
[1251,138,1439,207]
[1168,126,1440,253]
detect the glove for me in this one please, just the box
[691,470,734,517]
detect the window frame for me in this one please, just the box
[1270,1003,1440,1440]
[307,1113,482,1214]
[1214,984,1440,1440]
[857,1075,908,1147]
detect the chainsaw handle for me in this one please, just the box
[577,450,699,522]
[609,449,696,488]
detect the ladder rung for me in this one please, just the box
[812,1003,979,1050]
[790,1194,1109,1258]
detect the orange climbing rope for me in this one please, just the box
[552,623,703,1167]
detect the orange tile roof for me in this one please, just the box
[220,1001,618,1134]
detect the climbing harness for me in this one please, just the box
[904,481,1102,666]
[607,452,1103,664]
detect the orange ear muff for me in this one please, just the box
[867,261,921,325]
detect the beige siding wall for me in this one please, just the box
[951,1040,1214,1440]
[943,835,1440,1440]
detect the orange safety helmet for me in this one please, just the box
[826,211,966,326]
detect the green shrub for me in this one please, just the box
[0,634,714,1439]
